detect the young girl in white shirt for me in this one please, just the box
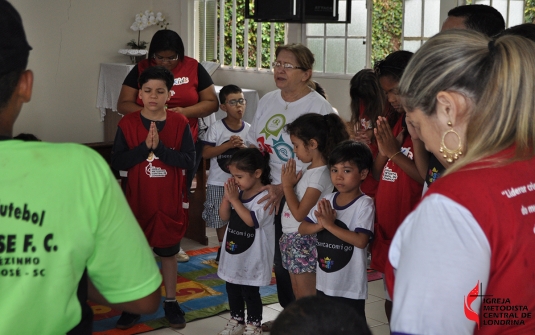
[280,113,349,299]
[217,148,275,335]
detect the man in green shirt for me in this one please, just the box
[0,1,162,334]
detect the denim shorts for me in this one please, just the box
[279,232,317,274]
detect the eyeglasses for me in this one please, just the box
[153,54,179,62]
[271,61,304,70]
[226,98,247,106]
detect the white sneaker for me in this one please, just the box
[218,319,246,335]
[176,248,190,263]
[243,324,262,335]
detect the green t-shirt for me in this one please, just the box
[0,140,162,334]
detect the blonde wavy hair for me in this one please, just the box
[399,29,535,174]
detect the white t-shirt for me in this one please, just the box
[389,194,491,335]
[217,190,276,286]
[246,89,334,185]
[281,165,333,234]
[201,119,251,186]
[305,192,374,300]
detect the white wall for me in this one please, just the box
[10,0,183,143]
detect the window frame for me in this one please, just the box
[194,0,529,78]
[301,0,373,79]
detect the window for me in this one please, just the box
[194,0,285,69]
[402,0,441,52]
[196,0,533,74]
[402,0,527,52]
[305,0,371,74]
[195,0,217,62]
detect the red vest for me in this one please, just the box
[425,150,535,334]
[137,56,201,140]
[118,111,189,248]
[371,115,423,273]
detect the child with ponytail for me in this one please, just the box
[217,148,275,335]
[279,113,349,299]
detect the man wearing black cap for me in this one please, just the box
[0,1,162,334]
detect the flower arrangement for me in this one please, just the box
[127,10,169,49]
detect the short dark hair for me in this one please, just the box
[328,140,373,173]
[138,66,174,90]
[498,23,535,43]
[374,50,413,82]
[219,84,243,104]
[148,30,185,62]
[448,4,505,37]
[271,295,372,335]
[14,133,40,141]
[0,72,22,110]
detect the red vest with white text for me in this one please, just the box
[427,150,535,335]
[371,115,423,273]
[118,110,189,248]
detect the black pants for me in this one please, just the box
[273,198,295,308]
[317,290,366,320]
[226,282,262,325]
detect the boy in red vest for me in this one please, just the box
[111,66,195,330]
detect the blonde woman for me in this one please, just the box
[388,29,535,334]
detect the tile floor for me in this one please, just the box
[143,228,390,335]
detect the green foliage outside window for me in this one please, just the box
[218,0,285,68]
[526,0,535,23]
[371,0,403,65]
[217,0,535,70]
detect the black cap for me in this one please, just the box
[0,1,32,75]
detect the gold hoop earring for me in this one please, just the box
[440,122,463,163]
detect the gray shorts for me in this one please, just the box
[202,185,229,229]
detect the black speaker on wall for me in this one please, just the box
[245,0,350,23]
[254,0,302,22]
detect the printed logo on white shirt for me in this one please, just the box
[260,114,286,139]
[316,219,354,273]
[272,137,294,162]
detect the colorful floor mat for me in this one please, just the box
[91,247,382,334]
[91,247,278,334]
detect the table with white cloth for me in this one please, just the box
[96,64,260,141]
[96,63,135,141]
